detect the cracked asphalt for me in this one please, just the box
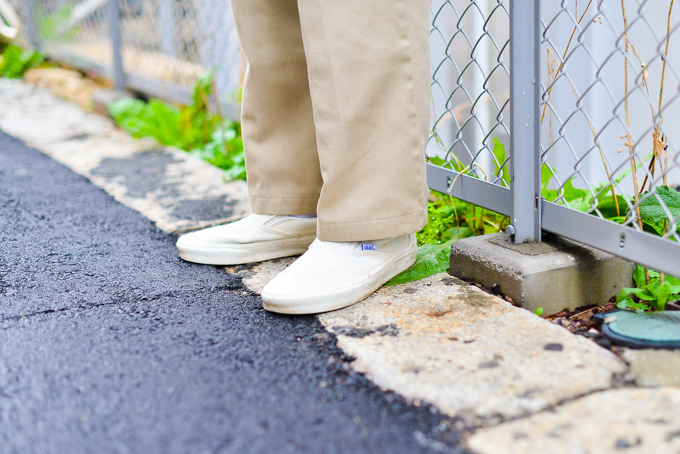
[0,131,464,453]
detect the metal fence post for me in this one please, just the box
[158,0,177,57]
[509,0,541,243]
[108,0,125,90]
[24,0,40,50]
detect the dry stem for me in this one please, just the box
[622,0,651,284]
[660,0,674,187]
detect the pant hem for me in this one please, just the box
[251,195,319,216]
[317,210,427,242]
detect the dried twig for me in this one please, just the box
[622,0,649,284]
[659,0,674,187]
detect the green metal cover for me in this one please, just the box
[596,310,680,348]
[607,311,680,342]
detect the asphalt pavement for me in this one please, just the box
[0,131,464,454]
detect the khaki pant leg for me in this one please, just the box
[297,0,431,241]
[231,0,322,215]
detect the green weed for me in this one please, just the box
[638,186,680,236]
[617,265,680,312]
[108,73,245,181]
[391,141,665,290]
[612,186,680,312]
[385,240,455,286]
[386,193,509,285]
[0,45,43,79]
[389,156,511,285]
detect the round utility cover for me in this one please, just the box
[597,310,680,349]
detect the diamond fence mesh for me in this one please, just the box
[541,0,680,246]
[429,0,511,187]
[428,0,680,274]
[8,0,242,111]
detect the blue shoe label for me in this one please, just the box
[362,243,376,251]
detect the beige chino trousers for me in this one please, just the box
[231,0,430,242]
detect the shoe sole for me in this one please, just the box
[177,236,315,265]
[262,244,418,315]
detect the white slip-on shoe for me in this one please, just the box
[176,214,317,265]
[262,233,418,314]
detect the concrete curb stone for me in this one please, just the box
[229,259,627,426]
[621,348,680,387]
[467,387,680,454]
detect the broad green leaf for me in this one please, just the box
[0,46,23,77]
[622,265,680,312]
[385,240,455,286]
[639,186,680,232]
[667,274,680,286]
[617,288,632,303]
[617,287,656,302]
[617,298,650,312]
[594,195,628,219]
[643,220,665,236]
[616,298,631,310]
[0,45,43,78]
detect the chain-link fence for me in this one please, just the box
[6,0,680,275]
[428,0,513,219]
[8,0,242,117]
[428,0,680,276]
[429,0,510,185]
[539,0,680,275]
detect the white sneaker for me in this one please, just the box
[262,233,418,314]
[176,214,317,265]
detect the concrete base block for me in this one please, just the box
[449,232,635,315]
[92,89,135,118]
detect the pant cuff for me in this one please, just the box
[317,210,427,242]
[250,195,319,216]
